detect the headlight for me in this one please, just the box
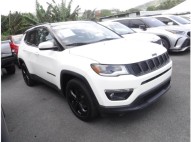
[166,29,185,35]
[91,64,129,77]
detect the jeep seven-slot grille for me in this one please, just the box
[126,52,170,76]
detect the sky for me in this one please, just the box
[0,0,153,15]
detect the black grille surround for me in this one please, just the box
[126,52,170,76]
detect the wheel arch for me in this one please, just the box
[157,35,171,48]
[60,70,99,106]
[18,58,25,65]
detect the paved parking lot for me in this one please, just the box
[2,52,190,142]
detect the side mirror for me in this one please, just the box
[139,25,147,31]
[167,22,173,26]
[38,41,58,50]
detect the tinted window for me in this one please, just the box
[25,30,39,46]
[141,18,166,27]
[155,17,177,25]
[115,19,132,27]
[38,28,53,44]
[116,19,146,28]
[25,28,54,47]
[128,19,146,28]
[170,15,190,24]
[101,22,135,35]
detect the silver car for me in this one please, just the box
[152,15,191,30]
[99,21,162,45]
[111,17,190,52]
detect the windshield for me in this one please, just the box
[52,22,121,48]
[101,22,135,35]
[170,15,190,24]
[12,35,23,44]
[142,18,166,27]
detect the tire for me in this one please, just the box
[5,64,15,75]
[15,60,21,69]
[66,79,98,121]
[161,37,170,50]
[21,63,35,86]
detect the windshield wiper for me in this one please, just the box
[66,42,90,46]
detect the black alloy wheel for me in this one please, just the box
[66,79,97,121]
[21,63,35,86]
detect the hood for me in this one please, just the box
[69,38,166,64]
[153,25,190,31]
[181,24,191,29]
[122,33,160,42]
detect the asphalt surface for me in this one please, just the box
[2,51,190,142]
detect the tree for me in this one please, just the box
[81,9,96,20]
[1,12,24,35]
[147,6,156,11]
[146,0,185,11]
[99,9,112,17]
[1,15,9,35]
[126,8,141,13]
[23,0,80,26]
[1,0,81,36]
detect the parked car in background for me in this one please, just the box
[112,17,190,52]
[179,14,191,21]
[9,34,23,55]
[1,40,16,74]
[152,15,191,30]
[18,21,172,121]
[100,21,162,45]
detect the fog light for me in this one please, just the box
[105,89,133,101]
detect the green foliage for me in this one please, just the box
[147,6,156,11]
[81,9,96,20]
[80,9,121,21]
[100,9,112,17]
[147,0,185,11]
[1,12,24,35]
[126,8,141,13]
[1,0,81,36]
[1,15,9,35]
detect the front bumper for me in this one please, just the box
[88,60,172,107]
[99,78,171,113]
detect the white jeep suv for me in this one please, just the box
[18,21,172,121]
